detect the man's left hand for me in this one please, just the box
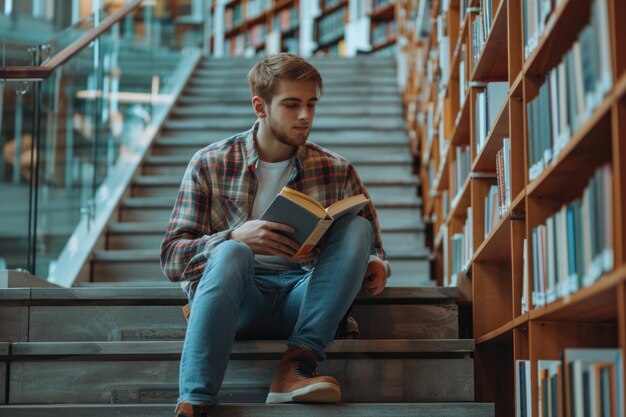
[363,259,388,296]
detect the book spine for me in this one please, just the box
[293,218,334,258]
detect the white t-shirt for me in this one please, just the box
[251,158,301,270]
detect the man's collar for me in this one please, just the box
[245,120,306,173]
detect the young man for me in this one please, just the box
[160,53,391,417]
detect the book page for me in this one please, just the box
[280,187,326,218]
[326,194,369,219]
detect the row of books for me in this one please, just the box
[245,0,271,20]
[282,35,299,54]
[458,44,467,108]
[529,164,613,308]
[516,348,623,417]
[273,7,298,32]
[436,13,451,86]
[523,0,565,59]
[470,11,485,70]
[246,23,267,47]
[371,20,397,46]
[317,5,346,45]
[526,0,612,181]
[450,207,473,282]
[322,0,344,10]
[224,33,246,56]
[451,145,470,206]
[225,3,244,32]
[474,82,507,154]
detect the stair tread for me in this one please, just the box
[107,222,425,234]
[143,154,413,165]
[20,286,456,302]
[0,403,496,417]
[11,339,475,356]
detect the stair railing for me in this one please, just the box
[0,0,202,286]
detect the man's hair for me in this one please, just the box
[247,53,324,104]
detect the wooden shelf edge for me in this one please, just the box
[510,71,523,98]
[448,175,472,223]
[451,92,471,146]
[526,92,614,197]
[370,3,395,20]
[510,188,526,216]
[617,72,626,100]
[528,265,626,321]
[319,1,347,16]
[274,0,296,11]
[476,319,515,344]
[370,37,396,52]
[471,204,512,265]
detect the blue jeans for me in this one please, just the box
[178,214,374,406]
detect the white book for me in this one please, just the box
[503,138,511,209]
[522,238,528,314]
[593,0,613,98]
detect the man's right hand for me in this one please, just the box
[230,220,300,258]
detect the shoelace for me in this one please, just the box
[295,354,318,378]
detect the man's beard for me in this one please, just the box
[267,112,309,148]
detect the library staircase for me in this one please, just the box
[0,57,493,416]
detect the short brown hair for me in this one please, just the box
[247,53,323,104]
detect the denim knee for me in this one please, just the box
[196,240,254,292]
[333,215,374,248]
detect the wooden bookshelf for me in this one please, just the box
[401,0,626,415]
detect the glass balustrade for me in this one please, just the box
[0,0,202,279]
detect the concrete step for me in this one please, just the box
[151,142,411,161]
[89,249,429,286]
[177,94,402,106]
[117,196,421,224]
[6,339,475,404]
[170,104,403,117]
[163,117,405,131]
[156,130,409,145]
[106,218,425,248]
[2,287,457,342]
[187,77,399,88]
[139,153,415,177]
[0,403,496,417]
[184,85,400,96]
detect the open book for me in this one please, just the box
[260,186,370,259]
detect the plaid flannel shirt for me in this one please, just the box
[160,122,387,295]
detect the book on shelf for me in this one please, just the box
[474,82,507,154]
[537,360,562,417]
[494,138,511,216]
[516,360,532,417]
[317,5,346,46]
[450,207,472,284]
[452,145,470,204]
[260,187,369,259]
[521,238,529,314]
[484,185,499,238]
[526,0,613,182]
[530,164,613,308]
[563,348,624,417]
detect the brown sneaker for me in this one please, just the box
[174,402,214,417]
[266,347,341,404]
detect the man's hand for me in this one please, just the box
[230,220,300,258]
[363,258,388,296]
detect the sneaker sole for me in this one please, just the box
[265,382,341,404]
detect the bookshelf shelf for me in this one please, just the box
[370,3,394,21]
[371,37,397,52]
[525,94,613,202]
[476,319,515,344]
[528,266,626,322]
[401,0,626,414]
[319,0,346,16]
[246,10,269,27]
[472,204,510,264]
[449,176,471,221]
[472,100,509,173]
[470,0,508,82]
[523,0,593,77]
[274,0,295,10]
[451,92,471,146]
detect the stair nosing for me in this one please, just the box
[20,286,458,302]
[10,339,475,356]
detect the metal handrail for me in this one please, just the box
[0,0,143,80]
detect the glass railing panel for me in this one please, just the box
[0,79,36,272]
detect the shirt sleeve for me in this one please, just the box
[342,163,387,262]
[159,153,232,282]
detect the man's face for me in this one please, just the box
[264,80,318,148]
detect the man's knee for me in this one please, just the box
[333,215,374,244]
[198,240,254,288]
